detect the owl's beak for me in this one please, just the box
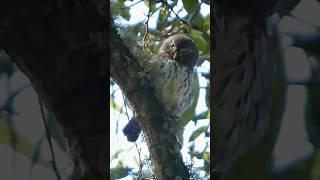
[173,47,178,60]
[173,51,177,60]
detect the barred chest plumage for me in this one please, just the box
[213,12,275,172]
[146,57,196,120]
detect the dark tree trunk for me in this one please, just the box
[0,1,107,179]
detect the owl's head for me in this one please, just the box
[159,34,199,69]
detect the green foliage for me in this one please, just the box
[0,118,49,167]
[110,99,123,112]
[189,28,209,55]
[110,161,133,179]
[182,0,198,14]
[144,0,157,13]
[191,110,210,124]
[189,125,209,142]
[111,0,131,21]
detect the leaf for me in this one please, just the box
[204,159,210,176]
[111,149,125,161]
[144,0,156,13]
[205,83,210,107]
[192,151,203,159]
[110,161,132,179]
[177,128,184,146]
[158,7,170,28]
[203,151,210,160]
[203,15,210,33]
[120,8,130,21]
[189,125,209,142]
[110,99,122,112]
[310,151,320,179]
[191,110,209,124]
[189,29,209,55]
[192,15,204,31]
[182,0,198,14]
[0,118,49,166]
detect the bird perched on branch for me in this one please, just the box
[123,34,199,142]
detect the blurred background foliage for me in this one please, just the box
[110,0,210,179]
[213,0,320,179]
[0,51,73,179]
[269,0,320,179]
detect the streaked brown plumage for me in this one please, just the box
[213,1,276,173]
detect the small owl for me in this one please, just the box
[213,9,275,172]
[123,34,199,142]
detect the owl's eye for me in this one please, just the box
[171,43,175,48]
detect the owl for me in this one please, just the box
[213,2,275,173]
[123,34,199,142]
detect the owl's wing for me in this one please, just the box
[143,55,163,74]
[144,54,175,88]
[144,55,193,119]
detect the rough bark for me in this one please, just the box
[0,0,107,179]
[110,22,190,179]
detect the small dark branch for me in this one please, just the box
[162,0,188,25]
[38,97,61,180]
[142,1,153,48]
[142,1,161,49]
[123,0,144,9]
[135,143,143,180]
[287,79,320,86]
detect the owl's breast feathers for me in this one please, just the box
[145,54,196,119]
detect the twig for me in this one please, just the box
[163,0,188,25]
[122,93,144,179]
[287,79,320,86]
[123,0,144,9]
[187,0,203,24]
[135,142,143,180]
[122,93,130,121]
[38,97,61,180]
[142,0,152,49]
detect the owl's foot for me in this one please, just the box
[123,117,141,142]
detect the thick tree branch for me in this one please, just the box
[110,23,190,179]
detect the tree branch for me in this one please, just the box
[110,22,190,179]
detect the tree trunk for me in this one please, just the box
[0,1,107,179]
[110,21,190,179]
